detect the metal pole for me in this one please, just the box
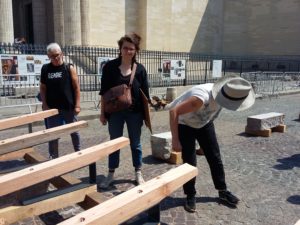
[89,163,97,183]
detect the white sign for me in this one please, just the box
[212,60,222,78]
[0,54,49,84]
[161,59,186,80]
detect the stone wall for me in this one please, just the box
[9,0,300,56]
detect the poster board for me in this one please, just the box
[212,60,222,78]
[161,59,186,80]
[140,89,152,134]
[0,54,49,84]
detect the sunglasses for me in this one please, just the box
[49,53,62,60]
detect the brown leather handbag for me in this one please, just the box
[103,63,137,114]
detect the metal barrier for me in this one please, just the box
[241,71,300,97]
[0,74,101,108]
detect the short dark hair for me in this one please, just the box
[118,33,141,61]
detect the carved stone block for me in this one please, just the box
[246,112,285,131]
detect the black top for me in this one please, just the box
[40,63,75,110]
[99,57,150,113]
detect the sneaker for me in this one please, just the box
[218,190,240,206]
[135,171,145,185]
[99,172,114,189]
[184,195,196,213]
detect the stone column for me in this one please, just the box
[53,0,65,46]
[80,0,90,46]
[32,1,47,44]
[0,0,14,43]
[63,0,81,45]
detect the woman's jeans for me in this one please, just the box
[46,109,81,158]
[108,110,144,170]
[178,121,227,197]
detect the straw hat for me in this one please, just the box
[212,75,255,111]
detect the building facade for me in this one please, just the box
[1,0,300,56]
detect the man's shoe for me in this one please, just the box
[218,190,239,206]
[135,171,145,185]
[184,196,196,213]
[99,172,114,189]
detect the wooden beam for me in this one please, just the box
[0,184,97,225]
[0,120,88,155]
[58,163,198,225]
[6,148,83,189]
[0,137,129,196]
[79,192,104,210]
[0,148,34,161]
[0,109,58,131]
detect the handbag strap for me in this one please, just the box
[128,63,137,88]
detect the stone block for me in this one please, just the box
[151,131,199,164]
[151,132,172,160]
[246,112,285,131]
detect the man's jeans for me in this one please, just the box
[47,109,81,158]
[108,110,144,170]
[179,121,227,197]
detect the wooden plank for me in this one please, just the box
[23,151,48,164]
[0,148,34,161]
[0,184,97,225]
[0,109,58,131]
[58,163,198,225]
[21,183,94,205]
[79,192,104,210]
[21,150,83,189]
[272,124,286,133]
[167,152,182,165]
[0,137,129,196]
[245,126,271,137]
[0,120,88,155]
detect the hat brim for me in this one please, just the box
[212,75,255,111]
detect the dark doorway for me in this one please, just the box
[24,3,34,44]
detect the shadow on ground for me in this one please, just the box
[273,154,300,170]
[287,195,300,205]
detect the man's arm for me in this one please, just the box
[69,65,81,114]
[40,83,48,110]
[169,96,203,152]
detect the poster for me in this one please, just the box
[212,60,222,78]
[161,59,186,80]
[97,57,114,79]
[0,54,49,84]
[170,59,185,80]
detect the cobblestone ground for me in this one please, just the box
[1,94,300,225]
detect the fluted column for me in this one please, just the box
[63,0,81,45]
[80,0,90,46]
[0,0,14,43]
[53,0,65,46]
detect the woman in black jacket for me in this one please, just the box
[99,33,150,188]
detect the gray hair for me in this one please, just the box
[46,43,61,53]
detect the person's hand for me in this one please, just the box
[172,138,182,152]
[100,113,107,125]
[74,106,81,115]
